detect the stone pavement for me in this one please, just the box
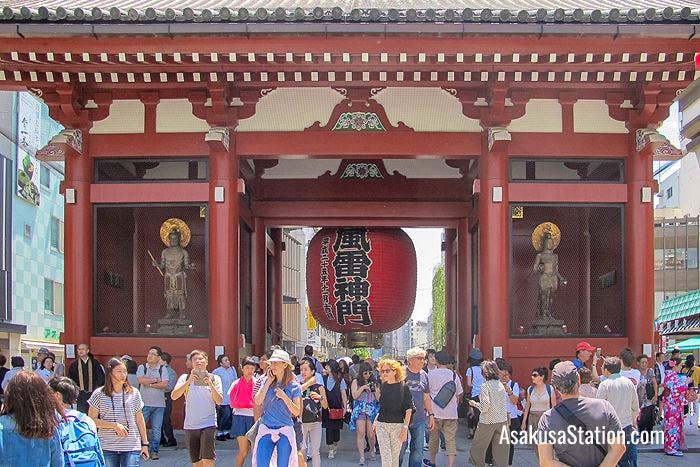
[150,421,700,466]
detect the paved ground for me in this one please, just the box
[151,421,700,466]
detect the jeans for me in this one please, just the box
[216,404,233,435]
[142,406,165,454]
[618,425,638,467]
[104,450,140,467]
[398,420,427,467]
[256,433,293,466]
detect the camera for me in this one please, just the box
[368,382,376,392]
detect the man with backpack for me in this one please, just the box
[136,346,169,460]
[425,350,462,467]
[304,345,324,375]
[49,376,105,466]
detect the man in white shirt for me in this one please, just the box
[426,351,462,467]
[172,349,223,467]
[136,345,169,460]
[597,356,639,467]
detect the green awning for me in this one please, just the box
[673,336,700,351]
[657,289,700,323]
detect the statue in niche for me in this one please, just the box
[531,222,566,335]
[150,218,195,321]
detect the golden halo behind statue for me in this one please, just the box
[531,222,561,252]
[160,218,191,247]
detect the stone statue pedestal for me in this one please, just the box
[157,317,193,336]
[532,316,565,336]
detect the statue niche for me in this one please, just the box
[149,218,196,335]
[531,222,566,335]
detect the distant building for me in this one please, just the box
[0,91,65,363]
[281,228,307,356]
[411,320,429,349]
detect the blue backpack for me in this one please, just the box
[59,412,106,466]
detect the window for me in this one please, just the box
[510,159,623,182]
[44,279,63,315]
[667,187,673,198]
[40,165,50,189]
[95,159,208,182]
[654,249,664,270]
[50,217,64,253]
[689,248,698,269]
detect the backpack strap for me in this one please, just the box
[554,403,607,457]
[546,384,552,408]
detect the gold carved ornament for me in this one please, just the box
[159,218,191,247]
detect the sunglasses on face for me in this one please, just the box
[380,369,394,374]
[363,371,372,375]
[531,373,541,377]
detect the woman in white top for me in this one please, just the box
[88,358,150,466]
[468,360,509,467]
[520,367,557,438]
[36,355,55,382]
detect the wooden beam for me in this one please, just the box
[508,183,628,203]
[262,217,460,228]
[90,183,208,203]
[90,132,630,159]
[252,200,469,220]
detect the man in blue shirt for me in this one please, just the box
[212,354,238,441]
[572,341,595,369]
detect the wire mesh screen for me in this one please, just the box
[94,205,208,337]
[510,205,623,337]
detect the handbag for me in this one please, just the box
[645,382,656,400]
[328,408,345,420]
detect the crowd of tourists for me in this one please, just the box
[0,341,698,467]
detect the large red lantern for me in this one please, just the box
[306,228,417,348]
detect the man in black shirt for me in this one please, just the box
[68,343,105,413]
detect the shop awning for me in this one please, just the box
[673,336,700,352]
[19,338,65,352]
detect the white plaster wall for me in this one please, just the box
[373,88,481,132]
[156,99,209,133]
[679,152,700,216]
[508,99,562,133]
[573,100,628,134]
[90,100,144,134]
[237,88,345,131]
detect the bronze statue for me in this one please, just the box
[532,222,566,319]
[151,218,194,320]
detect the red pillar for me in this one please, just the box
[478,129,510,360]
[271,228,283,346]
[444,229,456,355]
[625,131,655,353]
[252,217,268,355]
[458,218,471,376]
[207,131,239,364]
[62,127,93,348]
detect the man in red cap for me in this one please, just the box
[572,341,595,369]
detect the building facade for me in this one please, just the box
[0,91,65,363]
[0,1,697,385]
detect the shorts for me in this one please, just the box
[185,426,216,463]
[231,414,255,438]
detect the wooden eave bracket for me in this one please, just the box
[36,128,83,162]
[606,85,676,128]
[189,86,266,128]
[451,84,530,126]
[39,85,111,128]
[635,128,682,160]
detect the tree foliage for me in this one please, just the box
[353,347,371,360]
[432,264,446,349]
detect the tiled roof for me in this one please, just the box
[657,288,700,323]
[1,1,699,24]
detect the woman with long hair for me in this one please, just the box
[636,354,658,436]
[0,371,64,466]
[374,357,413,467]
[252,349,302,467]
[520,366,556,437]
[663,356,689,456]
[36,355,56,382]
[322,359,349,459]
[299,359,328,467]
[349,362,380,465]
[88,357,150,466]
